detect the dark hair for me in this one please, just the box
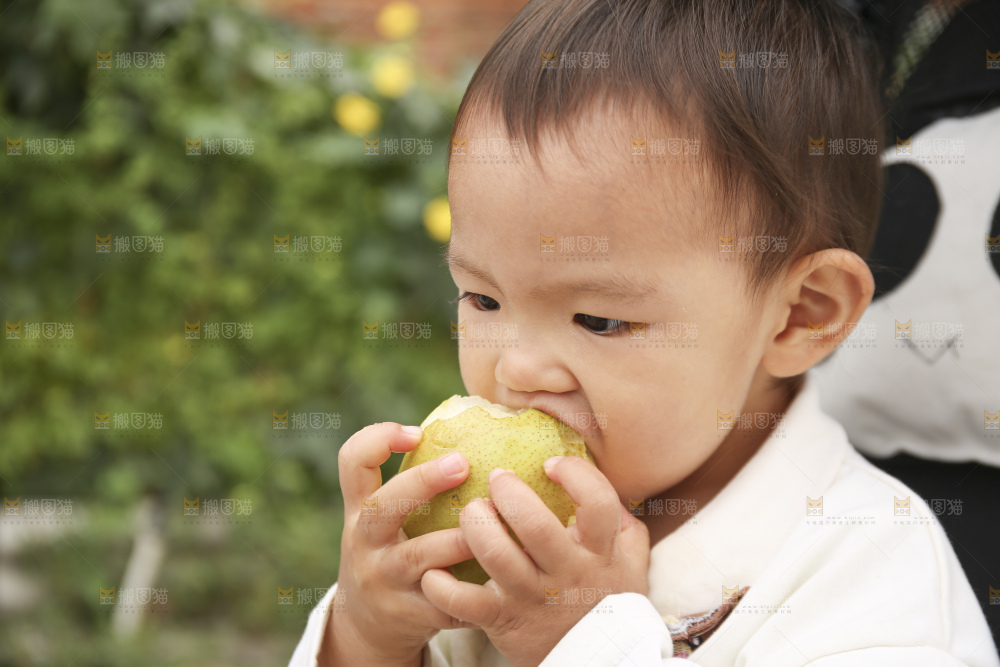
[449,0,885,299]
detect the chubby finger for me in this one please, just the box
[485,470,573,575]
[338,422,422,513]
[543,456,621,555]
[460,497,540,593]
[387,527,475,584]
[361,452,469,544]
[421,567,501,628]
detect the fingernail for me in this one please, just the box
[439,452,464,476]
[402,425,422,437]
[489,468,505,483]
[544,456,563,472]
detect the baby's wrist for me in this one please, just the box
[317,610,422,667]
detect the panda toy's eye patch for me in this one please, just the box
[989,195,1000,279]
[867,163,940,299]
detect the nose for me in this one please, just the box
[494,340,576,395]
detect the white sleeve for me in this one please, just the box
[806,647,979,666]
[538,593,694,666]
[288,583,338,667]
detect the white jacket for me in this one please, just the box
[290,378,999,666]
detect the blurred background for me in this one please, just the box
[3,0,1000,664]
[0,0,525,664]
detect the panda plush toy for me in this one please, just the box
[812,104,1000,465]
[811,0,1000,639]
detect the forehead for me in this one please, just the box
[447,113,710,268]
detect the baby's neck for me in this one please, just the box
[641,374,802,547]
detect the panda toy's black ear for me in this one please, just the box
[855,0,1000,297]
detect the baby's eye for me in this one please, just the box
[455,291,500,311]
[574,313,630,336]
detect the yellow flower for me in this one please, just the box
[334,94,381,136]
[423,196,451,242]
[371,55,415,99]
[376,1,420,40]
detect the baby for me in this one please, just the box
[292,0,999,665]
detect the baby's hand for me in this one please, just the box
[421,456,651,667]
[318,422,480,667]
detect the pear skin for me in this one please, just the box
[398,396,595,584]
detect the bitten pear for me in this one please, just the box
[398,395,595,585]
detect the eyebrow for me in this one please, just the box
[445,243,658,304]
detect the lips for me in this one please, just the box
[526,398,601,442]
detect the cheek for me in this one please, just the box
[457,346,500,396]
[670,286,762,406]
[455,300,497,395]
[588,392,694,487]
[586,346,747,493]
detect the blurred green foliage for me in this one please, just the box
[0,0,468,663]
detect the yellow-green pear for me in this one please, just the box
[398,395,595,585]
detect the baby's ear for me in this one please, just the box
[760,249,874,378]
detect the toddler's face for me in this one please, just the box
[446,122,784,502]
